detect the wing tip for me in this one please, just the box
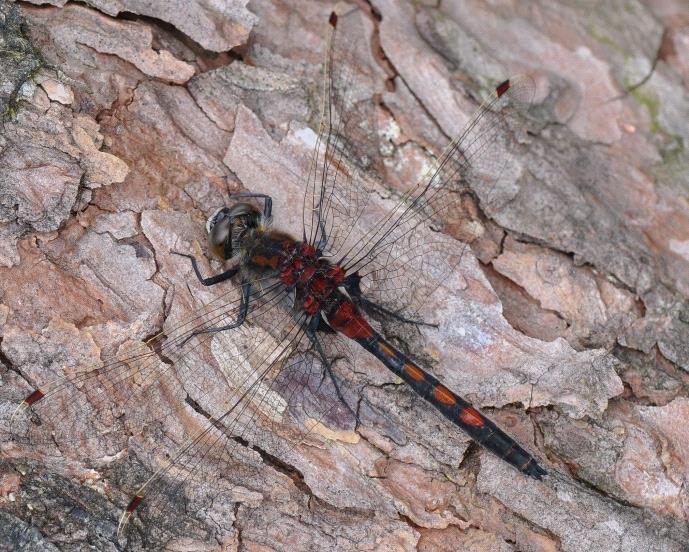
[117,511,132,540]
[496,74,538,105]
[495,79,511,98]
[126,494,144,513]
[24,389,45,406]
[117,494,144,539]
[10,389,44,423]
[528,461,548,480]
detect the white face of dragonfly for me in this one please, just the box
[206,206,225,235]
[205,203,262,260]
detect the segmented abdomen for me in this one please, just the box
[348,328,546,479]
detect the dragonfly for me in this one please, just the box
[2,8,545,543]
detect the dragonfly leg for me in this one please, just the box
[343,273,438,328]
[359,298,438,328]
[308,191,329,251]
[181,281,252,346]
[306,315,359,423]
[229,192,272,219]
[312,312,336,333]
[171,251,239,286]
[314,217,329,252]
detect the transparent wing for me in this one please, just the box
[339,76,536,318]
[1,273,291,454]
[300,10,535,319]
[302,8,381,258]
[2,263,358,543]
[116,314,359,543]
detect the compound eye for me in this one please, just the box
[208,212,233,260]
[206,207,229,234]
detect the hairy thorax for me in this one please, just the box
[241,229,346,317]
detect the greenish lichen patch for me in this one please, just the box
[586,22,623,55]
[630,86,661,134]
[0,2,43,121]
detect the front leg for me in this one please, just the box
[181,281,252,346]
[172,251,239,286]
[343,273,438,328]
[306,315,358,421]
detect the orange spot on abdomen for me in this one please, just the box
[378,341,396,358]
[404,363,425,382]
[432,385,456,406]
[459,406,485,427]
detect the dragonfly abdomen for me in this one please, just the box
[353,332,547,480]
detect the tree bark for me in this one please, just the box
[1,0,688,550]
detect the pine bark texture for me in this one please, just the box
[1,0,688,550]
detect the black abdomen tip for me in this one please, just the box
[527,461,548,480]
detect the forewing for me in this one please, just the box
[302,9,382,258]
[341,76,536,318]
[1,274,290,455]
[116,316,359,543]
[2,266,358,543]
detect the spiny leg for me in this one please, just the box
[314,213,329,252]
[315,189,330,252]
[307,188,329,252]
[229,192,273,219]
[306,315,359,423]
[181,281,252,346]
[343,273,438,328]
[172,251,239,286]
[358,297,438,328]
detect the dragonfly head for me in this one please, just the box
[206,203,260,260]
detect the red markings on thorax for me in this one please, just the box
[300,243,317,257]
[303,296,320,315]
[327,265,345,285]
[24,389,45,406]
[277,242,348,318]
[329,300,373,339]
[280,267,297,286]
[299,265,317,283]
[459,406,485,427]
